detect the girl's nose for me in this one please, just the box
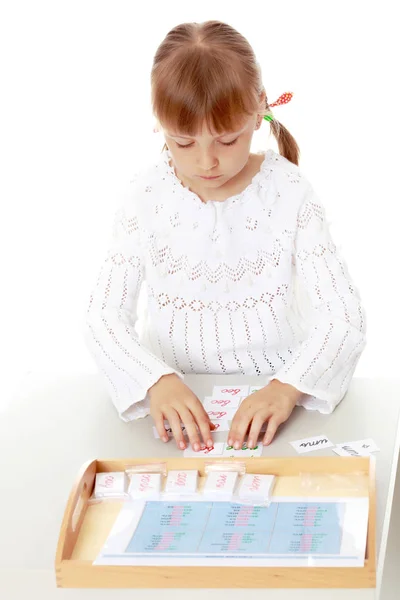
[198,151,218,172]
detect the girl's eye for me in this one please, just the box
[222,139,238,146]
[176,138,238,149]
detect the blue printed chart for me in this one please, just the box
[94,498,369,567]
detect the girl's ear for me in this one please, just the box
[259,89,267,111]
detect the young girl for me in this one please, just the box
[84,20,366,453]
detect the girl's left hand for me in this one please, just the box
[227,379,303,449]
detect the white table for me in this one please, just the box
[1,373,399,599]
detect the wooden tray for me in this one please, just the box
[55,456,376,589]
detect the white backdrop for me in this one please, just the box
[1,0,399,408]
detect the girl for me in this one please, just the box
[84,20,366,452]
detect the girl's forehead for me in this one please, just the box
[164,119,251,139]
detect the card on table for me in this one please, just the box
[290,434,334,454]
[183,442,225,458]
[153,421,187,439]
[153,420,230,439]
[210,419,230,432]
[222,442,263,458]
[206,408,236,422]
[203,395,242,410]
[211,385,249,400]
[332,438,380,457]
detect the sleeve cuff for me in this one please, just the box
[273,375,345,415]
[116,369,185,422]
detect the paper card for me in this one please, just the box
[238,473,276,501]
[203,395,241,410]
[333,439,380,457]
[222,442,263,458]
[206,408,236,421]
[332,446,363,457]
[290,435,334,454]
[338,439,380,454]
[129,473,162,499]
[204,471,239,496]
[165,470,199,494]
[211,385,249,400]
[153,421,187,439]
[183,442,224,458]
[210,419,230,432]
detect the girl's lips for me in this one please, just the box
[199,175,221,180]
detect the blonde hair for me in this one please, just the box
[151,20,300,166]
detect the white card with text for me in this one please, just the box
[211,385,249,400]
[184,442,225,458]
[290,434,334,454]
[333,439,380,457]
[210,419,230,433]
[206,408,236,422]
[153,421,187,439]
[222,443,263,458]
[203,395,242,410]
[332,446,363,457]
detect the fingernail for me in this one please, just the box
[228,439,233,446]
[179,441,186,449]
[207,439,213,448]
[248,439,253,449]
[162,436,168,442]
[263,438,270,446]
[234,441,241,450]
[194,442,200,452]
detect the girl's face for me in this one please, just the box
[161,113,258,194]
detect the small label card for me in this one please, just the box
[211,385,249,399]
[153,421,187,439]
[204,395,242,410]
[333,439,380,457]
[210,419,230,432]
[290,434,334,454]
[206,408,236,421]
[222,442,263,458]
[184,442,225,458]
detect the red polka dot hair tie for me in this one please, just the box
[264,91,294,122]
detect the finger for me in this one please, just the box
[164,409,186,450]
[247,413,268,449]
[263,417,282,446]
[190,402,215,448]
[152,411,169,443]
[228,410,252,450]
[178,407,202,451]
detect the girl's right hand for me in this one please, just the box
[148,374,215,451]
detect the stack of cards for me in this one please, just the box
[332,439,380,457]
[289,435,380,457]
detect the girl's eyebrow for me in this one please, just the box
[166,125,247,140]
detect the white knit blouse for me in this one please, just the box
[84,148,366,422]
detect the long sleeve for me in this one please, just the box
[274,183,367,413]
[83,184,183,422]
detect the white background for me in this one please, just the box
[1,0,399,409]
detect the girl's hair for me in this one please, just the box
[151,20,300,166]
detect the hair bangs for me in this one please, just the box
[153,50,259,137]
